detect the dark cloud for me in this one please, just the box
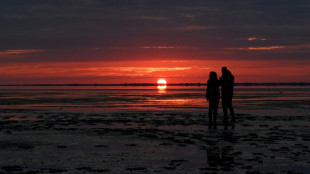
[0,0,309,62]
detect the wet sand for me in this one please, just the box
[1,108,310,174]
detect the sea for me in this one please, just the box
[0,85,309,117]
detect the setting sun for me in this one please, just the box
[157,79,167,85]
[157,79,167,91]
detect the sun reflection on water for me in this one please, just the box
[157,85,167,93]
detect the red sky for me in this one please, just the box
[1,59,309,84]
[1,1,310,84]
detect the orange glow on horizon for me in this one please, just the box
[0,59,310,84]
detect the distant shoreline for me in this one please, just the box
[0,83,309,86]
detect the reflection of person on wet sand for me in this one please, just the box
[206,145,234,169]
[206,72,220,127]
[219,67,235,123]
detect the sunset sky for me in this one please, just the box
[1,0,310,84]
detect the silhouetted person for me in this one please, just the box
[206,72,220,127]
[220,67,235,123]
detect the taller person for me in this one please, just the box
[219,67,235,123]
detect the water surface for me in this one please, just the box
[0,86,309,116]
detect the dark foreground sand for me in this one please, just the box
[0,109,310,174]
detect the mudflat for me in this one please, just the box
[0,86,309,173]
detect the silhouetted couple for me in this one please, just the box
[206,67,235,126]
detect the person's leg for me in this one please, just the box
[227,98,235,122]
[209,100,213,126]
[229,106,235,122]
[213,107,217,127]
[213,107,217,129]
[208,108,213,125]
[222,98,228,123]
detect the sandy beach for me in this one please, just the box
[0,86,310,173]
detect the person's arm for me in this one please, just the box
[206,83,209,101]
[231,75,234,97]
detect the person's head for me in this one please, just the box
[222,66,228,74]
[209,71,218,81]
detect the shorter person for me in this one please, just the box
[206,72,220,126]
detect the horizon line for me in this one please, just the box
[0,82,309,86]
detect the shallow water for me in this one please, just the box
[0,86,309,116]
